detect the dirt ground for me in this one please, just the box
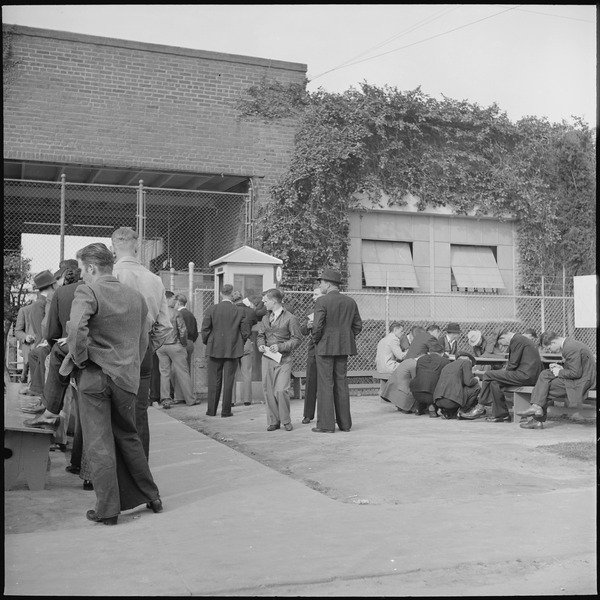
[163,393,596,596]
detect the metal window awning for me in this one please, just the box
[361,240,419,288]
[451,246,505,289]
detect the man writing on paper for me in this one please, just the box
[257,288,302,432]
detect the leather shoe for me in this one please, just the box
[146,498,163,513]
[221,413,233,418]
[86,509,117,525]
[485,414,512,423]
[284,423,293,431]
[244,402,252,406]
[312,427,334,433]
[205,412,216,416]
[267,424,280,431]
[65,464,81,474]
[520,418,543,430]
[83,480,94,490]
[458,405,486,420]
[301,418,311,424]
[516,406,544,418]
[23,415,59,429]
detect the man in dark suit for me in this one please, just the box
[518,331,596,429]
[201,283,250,417]
[312,268,363,433]
[404,325,439,359]
[434,352,481,418]
[439,322,461,356]
[174,293,198,374]
[460,330,543,422]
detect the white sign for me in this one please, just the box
[573,275,597,328]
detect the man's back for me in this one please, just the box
[411,353,452,393]
[201,300,247,358]
[179,307,198,343]
[506,334,542,378]
[313,290,362,356]
[67,275,149,394]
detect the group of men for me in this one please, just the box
[201,268,363,433]
[16,228,167,525]
[375,321,596,427]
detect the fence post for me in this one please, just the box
[245,179,254,246]
[136,180,146,265]
[170,266,175,292]
[385,271,390,334]
[189,261,195,390]
[562,265,566,336]
[541,276,545,333]
[59,174,66,263]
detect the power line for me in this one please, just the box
[309,5,520,84]
[326,4,463,74]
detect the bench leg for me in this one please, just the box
[512,392,532,427]
[5,430,52,491]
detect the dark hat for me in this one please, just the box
[319,268,342,284]
[33,270,57,290]
[456,351,476,367]
[446,322,461,333]
[54,259,79,279]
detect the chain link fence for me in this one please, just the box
[4,178,249,276]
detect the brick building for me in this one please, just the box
[3,24,307,272]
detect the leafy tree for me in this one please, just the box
[237,80,595,291]
[4,250,32,378]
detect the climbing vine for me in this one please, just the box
[237,80,595,291]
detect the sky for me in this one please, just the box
[2,4,597,127]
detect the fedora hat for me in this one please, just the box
[467,330,482,347]
[33,270,57,290]
[319,268,342,284]
[446,322,461,333]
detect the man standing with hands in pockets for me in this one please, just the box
[312,268,363,433]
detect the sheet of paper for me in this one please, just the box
[264,348,282,363]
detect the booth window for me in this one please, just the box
[450,245,504,293]
[361,240,419,290]
[233,274,263,299]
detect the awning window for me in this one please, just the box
[361,240,419,288]
[451,245,505,289]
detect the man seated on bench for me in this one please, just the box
[518,331,597,430]
[459,330,542,422]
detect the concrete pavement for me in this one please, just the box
[4,391,597,596]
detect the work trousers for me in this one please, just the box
[235,339,254,404]
[479,369,537,418]
[303,347,318,420]
[28,344,51,395]
[206,356,238,416]
[261,355,292,427]
[315,354,351,432]
[76,363,159,519]
[156,342,194,405]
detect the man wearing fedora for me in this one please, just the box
[18,269,58,399]
[311,268,363,433]
[439,322,461,356]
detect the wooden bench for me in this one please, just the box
[291,370,384,399]
[506,385,596,426]
[4,382,54,491]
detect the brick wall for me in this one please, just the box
[3,25,306,204]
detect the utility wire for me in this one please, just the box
[309,5,519,83]
[329,4,463,72]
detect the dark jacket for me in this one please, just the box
[405,332,439,359]
[201,299,250,359]
[505,333,543,383]
[313,289,362,356]
[44,280,84,344]
[178,306,198,343]
[410,353,452,395]
[558,338,596,404]
[434,359,480,407]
